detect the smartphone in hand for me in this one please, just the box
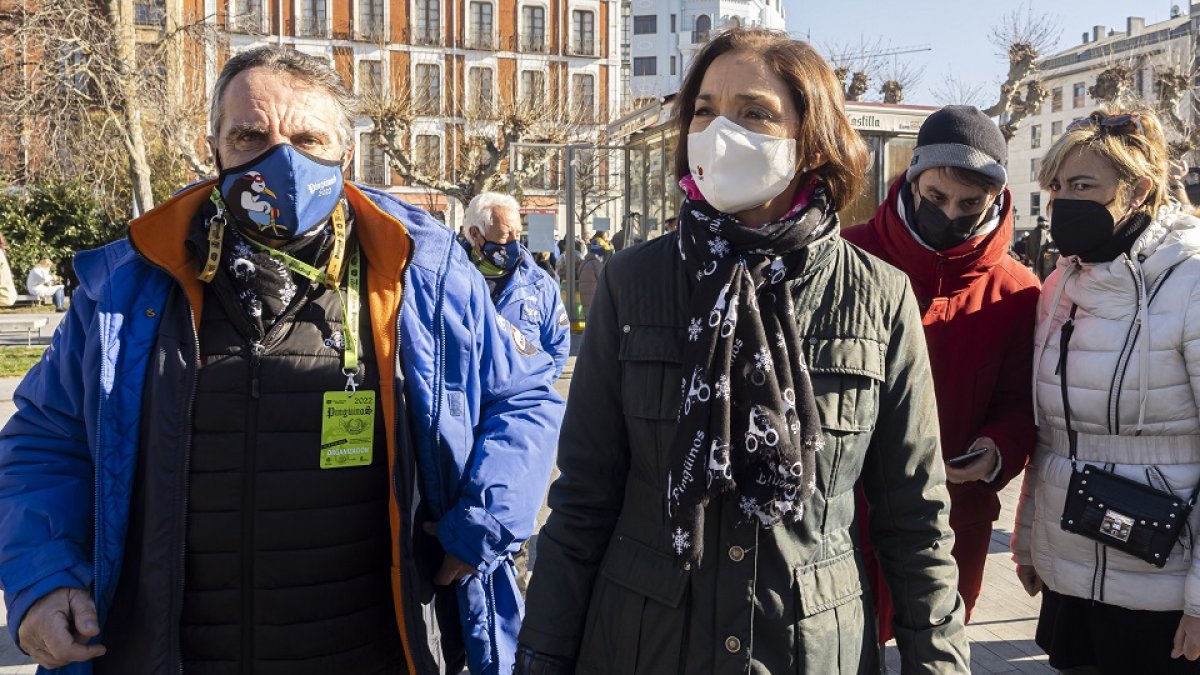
[947,445,990,468]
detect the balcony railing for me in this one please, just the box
[229,10,266,33]
[414,94,441,116]
[569,40,596,57]
[294,16,329,38]
[134,3,166,26]
[464,33,495,50]
[408,26,443,46]
[518,32,547,53]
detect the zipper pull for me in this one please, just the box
[249,341,263,400]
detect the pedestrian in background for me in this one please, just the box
[575,242,604,321]
[1014,108,1200,672]
[0,233,15,307]
[517,28,968,674]
[462,191,570,378]
[25,258,66,312]
[842,105,1040,643]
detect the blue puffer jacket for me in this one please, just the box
[468,243,570,379]
[0,182,564,675]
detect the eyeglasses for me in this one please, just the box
[1066,112,1145,138]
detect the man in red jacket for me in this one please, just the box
[842,105,1040,642]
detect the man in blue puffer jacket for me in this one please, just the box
[460,192,570,378]
[0,46,563,675]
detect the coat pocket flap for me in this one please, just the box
[794,550,863,617]
[600,534,689,609]
[619,325,685,363]
[804,337,885,381]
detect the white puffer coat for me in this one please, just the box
[1013,203,1200,614]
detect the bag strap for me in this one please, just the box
[1057,303,1200,507]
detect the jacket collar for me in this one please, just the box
[863,175,1015,299]
[128,180,412,326]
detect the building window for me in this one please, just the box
[299,0,327,36]
[134,0,166,26]
[633,15,656,34]
[415,134,441,170]
[1051,120,1063,138]
[670,56,676,76]
[1135,68,1144,97]
[521,70,545,108]
[1030,124,1041,149]
[670,13,676,32]
[693,14,711,42]
[468,2,494,49]
[414,0,440,45]
[231,0,264,32]
[1073,82,1086,108]
[1030,192,1041,216]
[358,60,382,95]
[633,56,656,77]
[356,0,384,39]
[572,73,595,122]
[468,67,494,116]
[1030,157,1041,180]
[572,10,595,56]
[521,5,546,52]
[1051,86,1062,112]
[362,132,388,185]
[415,64,441,114]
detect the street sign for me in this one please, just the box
[592,216,611,232]
[526,213,557,253]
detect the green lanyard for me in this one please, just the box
[203,189,362,389]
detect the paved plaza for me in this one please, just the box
[0,321,1051,674]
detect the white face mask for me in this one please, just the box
[686,115,798,214]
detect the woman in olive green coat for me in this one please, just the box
[516,29,970,675]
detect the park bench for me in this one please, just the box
[0,316,49,346]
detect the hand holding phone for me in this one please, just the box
[947,445,990,467]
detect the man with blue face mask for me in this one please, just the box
[461,192,569,379]
[0,46,563,675]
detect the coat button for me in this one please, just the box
[145,308,157,318]
[724,636,741,653]
[728,546,745,562]
[622,325,631,333]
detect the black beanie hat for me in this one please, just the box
[907,105,1008,187]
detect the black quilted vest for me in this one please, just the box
[178,259,405,674]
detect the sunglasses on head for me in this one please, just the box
[1066,112,1145,137]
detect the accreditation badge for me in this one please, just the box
[320,390,376,468]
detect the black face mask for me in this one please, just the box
[1048,198,1148,263]
[913,197,987,251]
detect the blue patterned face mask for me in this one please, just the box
[219,143,344,239]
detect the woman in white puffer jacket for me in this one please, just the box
[1013,108,1200,674]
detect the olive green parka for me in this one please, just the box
[521,228,970,674]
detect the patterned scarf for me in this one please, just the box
[666,177,832,569]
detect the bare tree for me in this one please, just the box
[361,79,592,210]
[931,69,989,108]
[561,148,623,234]
[982,3,1061,141]
[825,39,885,103]
[1152,62,1200,158]
[878,61,925,104]
[0,0,222,216]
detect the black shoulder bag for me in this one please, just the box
[1058,305,1200,568]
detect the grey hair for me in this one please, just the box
[210,46,357,152]
[465,192,522,233]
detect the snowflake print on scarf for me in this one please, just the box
[664,175,832,569]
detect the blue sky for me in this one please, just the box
[784,1,1176,106]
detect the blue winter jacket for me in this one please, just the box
[0,182,564,674]
[468,243,570,379]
